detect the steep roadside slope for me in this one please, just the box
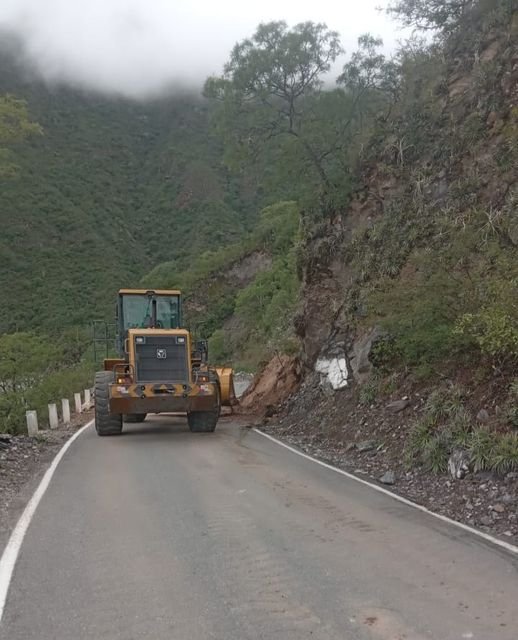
[249,4,518,540]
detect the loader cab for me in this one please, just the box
[116,289,182,355]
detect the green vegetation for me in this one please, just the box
[388,0,517,36]
[0,94,41,176]
[405,386,518,475]
[358,379,379,406]
[366,225,518,370]
[204,24,397,211]
[310,0,518,386]
[143,201,300,369]
[0,332,92,434]
[0,50,264,333]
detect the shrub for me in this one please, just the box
[359,380,379,406]
[403,383,518,476]
[507,406,518,429]
[0,392,27,434]
[455,309,518,363]
[208,329,232,365]
[369,335,401,371]
[424,386,464,423]
[422,435,450,474]
[405,416,436,467]
[491,434,518,475]
[0,331,93,434]
[469,428,497,472]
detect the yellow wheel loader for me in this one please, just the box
[94,289,235,436]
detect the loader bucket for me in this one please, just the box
[216,367,236,406]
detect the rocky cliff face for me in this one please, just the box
[296,10,518,386]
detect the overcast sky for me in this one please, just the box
[0,0,403,98]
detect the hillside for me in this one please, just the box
[243,0,518,538]
[142,200,300,370]
[0,44,259,333]
[295,3,517,387]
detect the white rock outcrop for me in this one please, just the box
[315,356,349,390]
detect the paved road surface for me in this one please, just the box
[1,416,517,639]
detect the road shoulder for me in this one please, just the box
[0,411,93,554]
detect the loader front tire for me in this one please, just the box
[187,410,219,433]
[94,371,123,436]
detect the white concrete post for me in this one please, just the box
[84,389,92,409]
[62,398,71,426]
[48,403,59,430]
[74,392,82,414]
[26,410,38,436]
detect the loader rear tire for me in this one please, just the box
[124,413,147,423]
[94,371,123,436]
[187,410,219,433]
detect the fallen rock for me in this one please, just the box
[476,409,490,423]
[264,404,277,418]
[480,516,493,527]
[357,440,376,453]
[386,399,410,413]
[448,449,470,480]
[379,471,396,485]
[492,503,505,513]
[0,434,13,450]
[348,327,384,384]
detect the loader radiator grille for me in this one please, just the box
[134,336,189,383]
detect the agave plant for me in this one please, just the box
[491,434,518,475]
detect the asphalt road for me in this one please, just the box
[1,416,517,639]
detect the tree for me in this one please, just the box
[204,21,342,192]
[387,0,477,32]
[338,35,400,108]
[0,332,59,394]
[0,94,42,177]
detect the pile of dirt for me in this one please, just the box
[238,355,301,416]
[260,374,518,545]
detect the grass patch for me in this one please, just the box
[405,385,518,475]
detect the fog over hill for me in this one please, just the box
[0,0,398,97]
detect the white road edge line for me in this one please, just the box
[253,428,518,556]
[0,420,94,623]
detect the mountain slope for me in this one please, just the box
[0,47,256,332]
